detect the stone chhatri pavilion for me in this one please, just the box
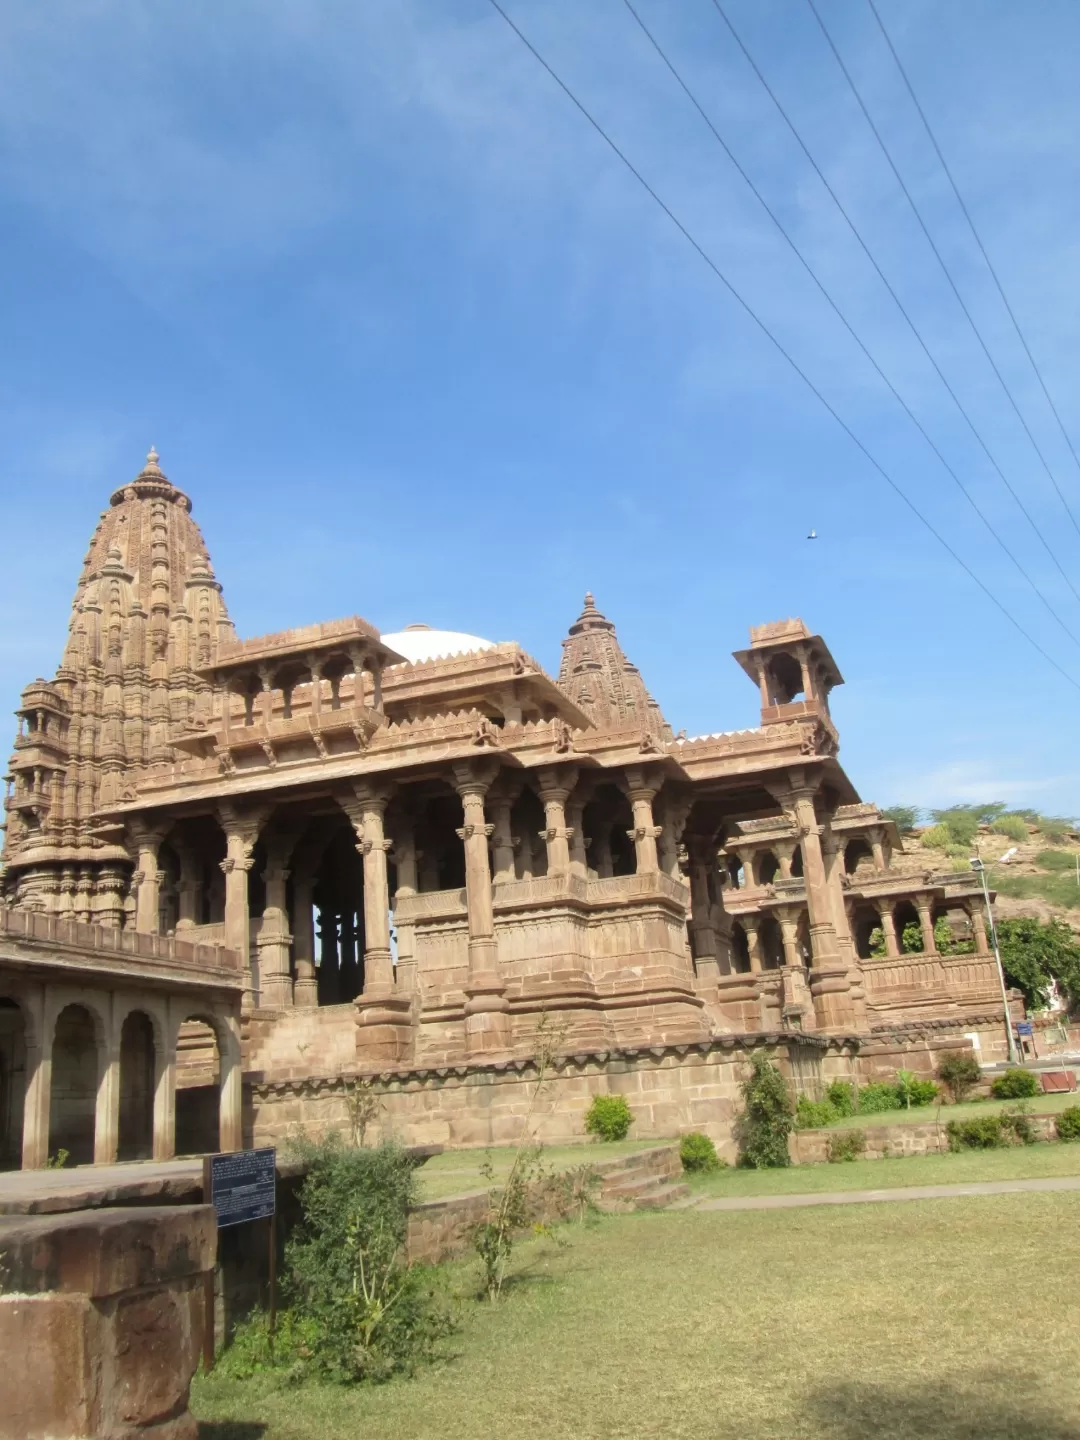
[0,451,1006,1166]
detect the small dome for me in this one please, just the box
[381,626,495,665]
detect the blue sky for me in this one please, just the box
[2,0,1080,817]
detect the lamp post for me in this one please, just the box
[970,856,1019,1065]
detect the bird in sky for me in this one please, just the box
[807,528,817,540]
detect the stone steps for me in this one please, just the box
[594,1144,687,1213]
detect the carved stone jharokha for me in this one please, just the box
[0,456,1007,1167]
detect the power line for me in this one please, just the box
[866,0,1080,540]
[483,0,1080,693]
[805,0,1080,601]
[619,0,1080,652]
[710,0,1080,616]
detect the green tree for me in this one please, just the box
[996,917,1080,1011]
[882,805,921,833]
[734,1053,794,1169]
[900,921,924,954]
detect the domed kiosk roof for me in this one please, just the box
[380,624,496,665]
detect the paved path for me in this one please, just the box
[688,1175,1080,1212]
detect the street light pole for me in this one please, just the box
[971,857,1019,1065]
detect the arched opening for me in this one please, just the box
[157,841,181,933]
[49,1004,100,1166]
[118,1011,156,1161]
[731,922,751,974]
[726,854,746,889]
[415,790,468,892]
[844,839,875,877]
[894,900,923,954]
[852,903,883,960]
[581,785,635,879]
[311,822,366,1006]
[759,915,784,970]
[0,998,27,1171]
[790,846,804,879]
[766,651,804,704]
[175,1017,221,1156]
[758,851,780,886]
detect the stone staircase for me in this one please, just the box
[595,1143,689,1213]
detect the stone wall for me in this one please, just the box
[0,1204,215,1440]
[790,1112,1063,1163]
[247,1036,857,1164]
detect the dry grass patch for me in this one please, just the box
[194,1190,1080,1440]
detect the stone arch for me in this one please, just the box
[758,915,784,970]
[581,784,634,879]
[851,903,882,960]
[893,900,922,953]
[730,921,751,974]
[0,996,28,1171]
[757,851,780,886]
[49,1002,105,1166]
[174,1010,223,1156]
[790,845,804,880]
[844,838,874,876]
[117,1009,156,1161]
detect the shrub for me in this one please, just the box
[920,824,950,852]
[901,1076,940,1108]
[936,1053,981,1103]
[825,1080,857,1116]
[826,1130,866,1163]
[947,1116,1007,1151]
[794,1096,838,1130]
[585,1093,633,1142]
[734,1052,794,1168]
[1000,1105,1036,1146]
[680,1132,722,1173]
[281,1137,452,1383]
[856,1082,901,1114]
[992,814,1029,842]
[1055,1106,1080,1141]
[990,1068,1038,1099]
[1033,815,1076,844]
[900,922,924,955]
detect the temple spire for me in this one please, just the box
[557,593,670,739]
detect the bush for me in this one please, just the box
[856,1082,902,1114]
[826,1130,866,1163]
[900,922,924,955]
[680,1132,722,1172]
[992,814,1029,842]
[825,1080,857,1116]
[990,1068,1038,1099]
[280,1137,452,1383]
[1000,1105,1036,1146]
[920,824,950,852]
[734,1052,794,1168]
[947,1116,1007,1151]
[795,1096,838,1130]
[584,1094,633,1142]
[901,1077,940,1108]
[1055,1106,1080,1141]
[936,1053,981,1103]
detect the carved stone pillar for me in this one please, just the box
[345,784,413,1063]
[744,915,764,975]
[687,838,720,984]
[152,1020,177,1161]
[489,791,517,886]
[623,767,661,874]
[778,911,802,967]
[94,1030,121,1166]
[454,761,510,1056]
[175,844,201,932]
[291,872,318,1007]
[967,902,989,956]
[916,897,936,955]
[21,988,50,1170]
[259,834,295,1009]
[869,827,887,871]
[876,902,900,958]
[657,794,690,881]
[774,840,796,880]
[218,804,265,1011]
[129,821,167,935]
[538,766,577,878]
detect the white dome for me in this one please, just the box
[381,625,496,665]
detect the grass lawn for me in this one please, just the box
[824,1090,1080,1130]
[686,1137,1080,1198]
[193,1189,1080,1440]
[416,1138,669,1200]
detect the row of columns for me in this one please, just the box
[868,897,988,959]
[14,987,242,1171]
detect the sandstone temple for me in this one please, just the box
[0,451,1008,1168]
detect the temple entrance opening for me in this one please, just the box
[118,1010,156,1161]
[0,998,27,1170]
[175,1017,221,1155]
[49,1003,100,1165]
[313,823,367,1005]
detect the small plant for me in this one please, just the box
[999,1104,1036,1146]
[1054,1106,1080,1141]
[556,1164,602,1221]
[991,814,1029,842]
[825,1080,857,1116]
[990,1068,1038,1099]
[920,824,951,852]
[826,1129,866,1163]
[345,1076,384,1148]
[794,1095,838,1130]
[679,1132,722,1173]
[947,1116,1007,1151]
[895,1072,939,1108]
[734,1052,794,1169]
[45,1148,70,1170]
[856,1082,902,1115]
[936,1053,982,1104]
[584,1094,633,1142]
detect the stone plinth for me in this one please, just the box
[0,1204,215,1440]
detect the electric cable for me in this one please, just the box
[620,0,1080,652]
[806,0,1080,598]
[866,0,1080,539]
[483,0,1080,692]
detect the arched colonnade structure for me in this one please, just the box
[0,908,242,1170]
[0,453,1010,1157]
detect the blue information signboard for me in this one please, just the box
[206,1147,276,1229]
[1016,1022,1034,1037]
